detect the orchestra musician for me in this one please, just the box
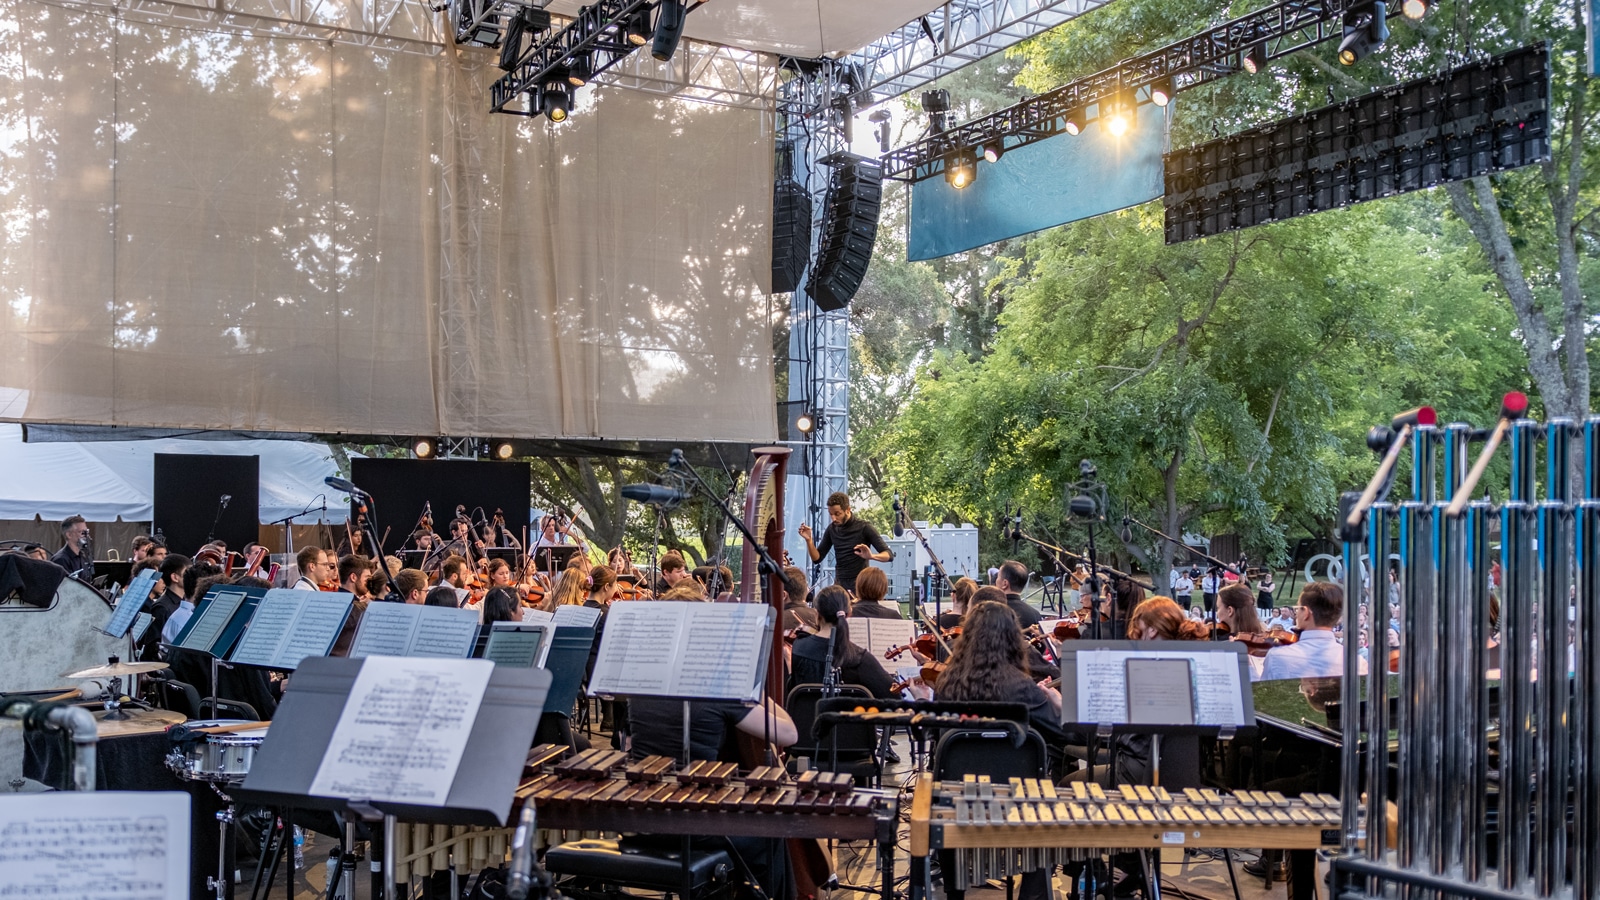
[790,585,895,698]
[939,577,976,629]
[439,556,472,605]
[537,567,589,613]
[480,586,521,624]
[52,515,94,580]
[781,565,818,632]
[657,551,691,593]
[847,567,901,620]
[395,568,428,604]
[994,560,1041,629]
[443,517,480,564]
[292,547,329,591]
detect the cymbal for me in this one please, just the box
[94,707,185,737]
[63,660,170,679]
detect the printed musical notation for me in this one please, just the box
[309,657,493,805]
[229,589,353,670]
[173,590,248,653]
[588,601,772,701]
[551,604,601,629]
[0,791,190,899]
[349,603,480,659]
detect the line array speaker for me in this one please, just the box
[772,178,812,294]
[1164,43,1549,244]
[806,158,883,312]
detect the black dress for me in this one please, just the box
[789,633,895,698]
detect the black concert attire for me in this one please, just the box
[812,517,890,592]
[789,633,895,698]
[51,545,93,580]
[626,699,786,897]
[782,600,818,633]
[139,589,184,661]
[1003,591,1042,629]
[936,610,963,630]
[848,599,902,620]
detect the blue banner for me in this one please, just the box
[908,102,1168,261]
[1591,0,1599,75]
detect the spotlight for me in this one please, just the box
[1241,42,1266,75]
[1149,76,1173,107]
[567,54,593,87]
[945,149,976,189]
[796,412,815,434]
[490,440,516,461]
[1401,0,1428,18]
[1338,1,1390,66]
[1104,91,1133,137]
[413,437,438,460]
[1064,108,1084,136]
[542,81,571,121]
[625,7,651,46]
[651,0,685,62]
[981,140,1004,164]
[869,108,892,154]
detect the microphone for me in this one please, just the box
[506,805,535,900]
[1011,508,1021,554]
[621,483,691,506]
[220,494,232,509]
[892,494,904,538]
[667,448,686,469]
[324,476,371,499]
[1119,516,1133,544]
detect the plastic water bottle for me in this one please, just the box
[293,826,305,870]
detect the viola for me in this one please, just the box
[1052,618,1082,641]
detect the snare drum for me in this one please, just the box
[166,721,269,783]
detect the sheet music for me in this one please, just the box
[104,570,162,638]
[587,602,685,695]
[408,607,482,658]
[0,790,190,899]
[520,608,553,624]
[230,590,353,669]
[350,603,419,657]
[849,619,917,660]
[310,657,493,805]
[1074,648,1246,726]
[483,626,546,668]
[229,590,302,665]
[131,612,154,643]
[552,604,602,629]
[174,590,247,652]
[673,603,770,700]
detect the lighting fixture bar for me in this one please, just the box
[490,0,673,116]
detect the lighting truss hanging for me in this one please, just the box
[881,0,1410,183]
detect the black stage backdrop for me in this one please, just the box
[153,453,260,554]
[350,458,531,546]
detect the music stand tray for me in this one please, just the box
[534,545,580,571]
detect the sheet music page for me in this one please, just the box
[587,601,686,695]
[275,591,354,668]
[1074,648,1247,726]
[520,608,554,624]
[851,619,916,660]
[131,612,154,643]
[483,627,545,668]
[0,790,190,899]
[671,603,772,701]
[552,604,602,629]
[1125,658,1196,725]
[309,656,494,805]
[229,589,308,667]
[408,607,482,658]
[349,603,422,657]
[175,590,248,652]
[104,569,162,637]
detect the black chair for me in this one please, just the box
[932,725,1051,900]
[148,675,259,721]
[544,837,735,900]
[786,684,880,785]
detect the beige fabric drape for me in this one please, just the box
[0,0,778,442]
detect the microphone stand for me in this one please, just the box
[267,499,327,585]
[894,515,957,658]
[1010,529,1157,639]
[206,496,230,544]
[1120,514,1242,577]
[669,458,784,589]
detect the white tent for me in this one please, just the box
[0,424,348,524]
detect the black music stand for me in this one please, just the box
[534,544,580,574]
[235,656,548,899]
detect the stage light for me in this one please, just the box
[490,440,516,461]
[1401,0,1428,18]
[543,81,571,121]
[1064,108,1084,135]
[922,88,951,132]
[1338,2,1390,66]
[1242,42,1266,74]
[1104,91,1133,137]
[981,140,1004,164]
[1149,76,1173,107]
[796,412,815,434]
[945,149,976,189]
[651,0,685,62]
[625,7,651,46]
[567,54,593,87]
[413,437,438,460]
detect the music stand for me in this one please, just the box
[534,544,580,575]
[484,547,519,565]
[236,656,548,898]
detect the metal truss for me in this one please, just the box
[47,0,445,54]
[438,436,480,459]
[849,0,1117,108]
[594,39,774,110]
[438,56,487,432]
[488,0,647,114]
[881,0,1402,182]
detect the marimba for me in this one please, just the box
[909,772,1342,896]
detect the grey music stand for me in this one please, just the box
[235,656,548,898]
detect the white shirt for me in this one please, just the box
[1257,630,1367,681]
[162,599,196,644]
[1173,576,1194,596]
[1201,574,1221,594]
[292,576,318,591]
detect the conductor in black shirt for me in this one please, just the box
[797,492,891,593]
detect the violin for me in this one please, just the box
[1052,617,1082,641]
[889,661,948,693]
[884,626,961,662]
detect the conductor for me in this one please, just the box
[797,491,891,593]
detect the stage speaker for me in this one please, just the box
[772,178,812,294]
[153,454,260,556]
[806,158,883,312]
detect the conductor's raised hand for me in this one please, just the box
[852,543,873,560]
[797,523,813,542]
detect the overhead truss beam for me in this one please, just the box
[881,0,1404,182]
